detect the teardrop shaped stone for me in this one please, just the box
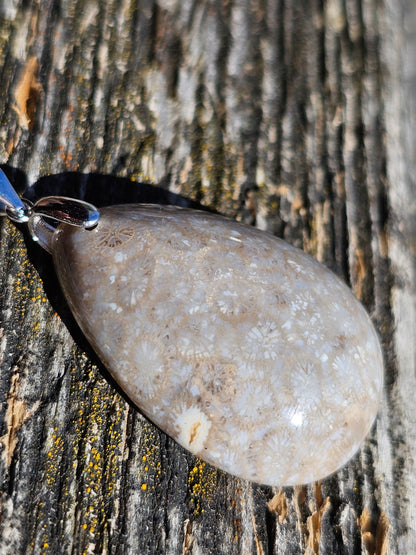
[52,205,383,486]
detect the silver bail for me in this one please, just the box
[0,169,31,222]
[0,168,100,253]
[33,196,100,229]
[28,196,100,253]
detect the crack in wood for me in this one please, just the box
[0,365,40,467]
[12,56,43,131]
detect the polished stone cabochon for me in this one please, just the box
[52,205,383,486]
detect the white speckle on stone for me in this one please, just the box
[290,410,304,427]
[174,406,212,454]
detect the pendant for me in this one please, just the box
[0,170,383,486]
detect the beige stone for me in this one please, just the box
[52,205,383,486]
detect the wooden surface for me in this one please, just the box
[0,0,414,553]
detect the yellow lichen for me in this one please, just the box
[187,459,217,516]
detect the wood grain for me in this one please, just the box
[0,0,414,553]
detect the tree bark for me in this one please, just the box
[0,0,414,553]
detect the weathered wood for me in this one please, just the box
[0,0,414,553]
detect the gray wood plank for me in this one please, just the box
[0,0,413,553]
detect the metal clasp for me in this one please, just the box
[0,169,100,252]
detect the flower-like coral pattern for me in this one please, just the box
[54,204,384,486]
[95,225,135,248]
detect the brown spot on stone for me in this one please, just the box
[189,421,201,445]
[335,334,347,349]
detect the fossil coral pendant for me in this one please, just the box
[0,170,383,486]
